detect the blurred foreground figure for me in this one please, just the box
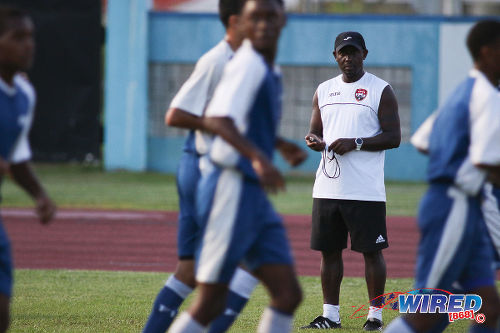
[385,19,500,333]
[142,1,263,332]
[170,0,304,332]
[0,6,56,332]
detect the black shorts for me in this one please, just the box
[311,198,388,253]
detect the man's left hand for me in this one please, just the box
[35,196,56,225]
[328,138,356,155]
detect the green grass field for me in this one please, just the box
[1,164,427,216]
[12,270,478,333]
[0,164,488,332]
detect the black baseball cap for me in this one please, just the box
[334,31,366,53]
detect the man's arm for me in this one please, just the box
[0,158,7,176]
[329,85,401,155]
[165,53,221,130]
[165,108,207,131]
[304,91,326,152]
[9,162,56,224]
[478,165,500,187]
[276,137,307,167]
[411,112,438,155]
[202,116,284,193]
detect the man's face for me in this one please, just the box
[334,45,367,79]
[241,0,285,55]
[0,17,35,72]
[484,37,500,83]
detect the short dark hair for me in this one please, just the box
[219,0,284,27]
[0,5,29,37]
[466,19,500,61]
[219,0,247,28]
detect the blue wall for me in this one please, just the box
[105,10,482,180]
[104,0,151,171]
[147,12,441,180]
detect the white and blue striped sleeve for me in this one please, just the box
[469,74,500,166]
[206,43,267,167]
[10,76,35,164]
[206,45,266,125]
[170,53,224,117]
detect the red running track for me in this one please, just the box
[1,208,418,278]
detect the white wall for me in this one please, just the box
[438,22,474,106]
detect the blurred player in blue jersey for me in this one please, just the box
[169,0,304,332]
[385,20,500,333]
[142,1,260,332]
[143,0,304,331]
[0,6,56,332]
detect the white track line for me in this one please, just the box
[1,208,169,221]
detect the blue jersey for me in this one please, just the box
[428,69,500,195]
[195,40,292,284]
[206,40,282,180]
[0,74,35,164]
[168,40,234,258]
[0,74,34,298]
[414,69,500,291]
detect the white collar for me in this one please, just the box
[0,75,17,96]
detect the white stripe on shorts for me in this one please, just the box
[482,183,500,258]
[197,169,243,283]
[426,186,468,289]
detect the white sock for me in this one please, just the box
[257,307,293,333]
[169,312,207,333]
[229,267,259,298]
[367,305,382,321]
[384,317,415,333]
[166,275,193,299]
[323,304,340,323]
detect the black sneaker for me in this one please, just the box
[300,316,341,329]
[363,318,383,331]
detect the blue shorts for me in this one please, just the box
[195,166,293,284]
[0,216,12,298]
[481,183,500,268]
[415,184,495,292]
[175,150,201,259]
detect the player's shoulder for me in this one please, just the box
[470,68,499,97]
[14,74,36,102]
[226,40,267,76]
[196,40,233,72]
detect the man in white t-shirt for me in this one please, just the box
[301,31,400,331]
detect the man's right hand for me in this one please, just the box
[251,153,285,193]
[305,134,326,152]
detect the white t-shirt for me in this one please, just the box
[312,72,389,202]
[170,40,234,154]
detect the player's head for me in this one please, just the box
[466,20,500,82]
[219,0,247,28]
[333,31,368,82]
[0,6,34,72]
[241,0,285,62]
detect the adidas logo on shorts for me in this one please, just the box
[375,235,385,244]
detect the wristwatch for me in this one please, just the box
[355,137,363,151]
